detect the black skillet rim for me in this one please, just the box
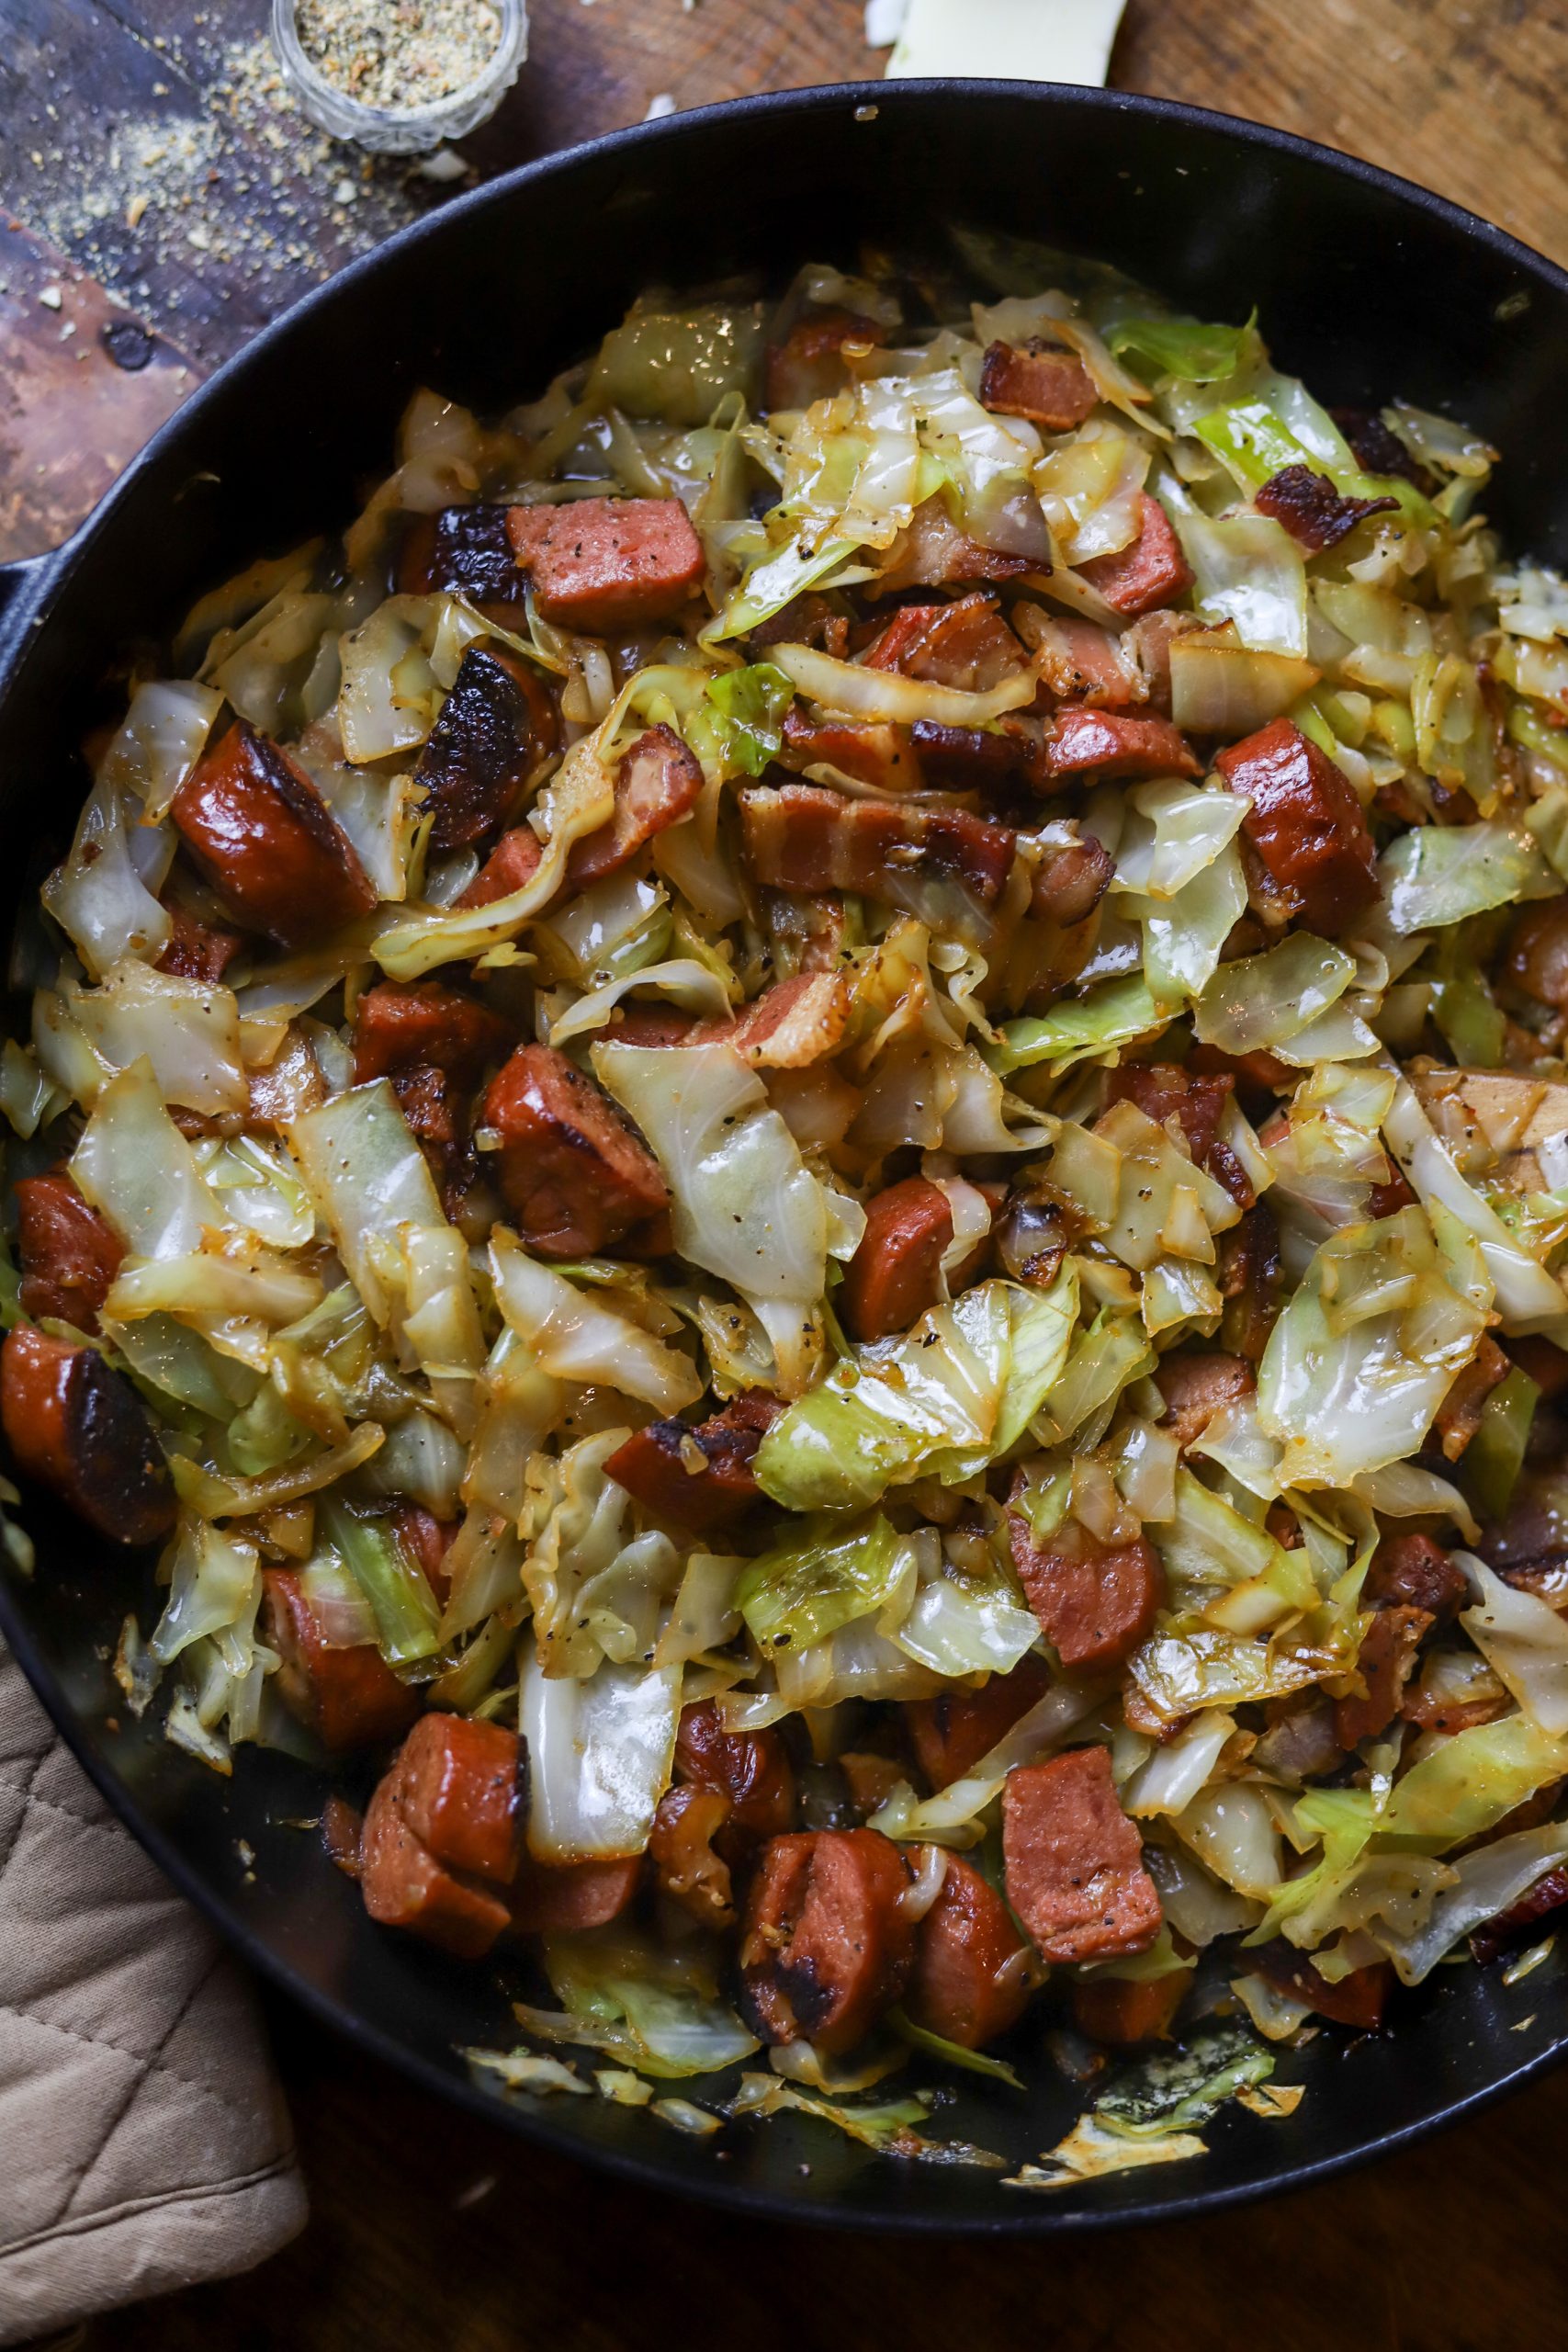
[3,74,1568,2235]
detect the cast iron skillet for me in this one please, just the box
[3,79,1568,2233]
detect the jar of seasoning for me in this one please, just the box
[270,0,528,154]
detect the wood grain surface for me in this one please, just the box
[4,3,1568,2344]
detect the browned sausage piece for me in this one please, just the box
[1471,1865,1568,1962]
[509,1851,643,1935]
[481,1042,670,1259]
[1213,717,1379,936]
[904,1653,1054,1792]
[360,1770,512,1958]
[457,822,544,910]
[1002,1746,1162,1964]
[604,1390,781,1532]
[649,1783,735,1925]
[1006,1510,1166,1673]
[351,979,513,1087]
[389,1713,522,1885]
[763,308,882,411]
[904,718,1043,792]
[1335,1602,1433,1748]
[157,903,245,983]
[740,783,1018,911]
[840,1177,954,1343]
[1506,898,1568,1010]
[413,644,558,853]
[505,499,705,633]
[1254,465,1397,551]
[15,1172,124,1334]
[1253,1939,1392,2029]
[905,1852,1032,2050]
[171,718,376,948]
[1076,494,1193,617]
[979,339,1100,432]
[1363,1532,1468,1623]
[261,1567,421,1753]
[861,594,1032,693]
[1,1324,174,1546]
[398,503,529,610]
[739,1827,915,2052]
[1433,1333,1510,1462]
[564,723,704,890]
[1032,833,1116,928]
[1070,1971,1187,2047]
[673,1698,795,1849]
[389,1503,458,1604]
[1042,705,1201,782]
[1154,1350,1257,1453]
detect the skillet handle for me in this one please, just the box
[0,550,57,684]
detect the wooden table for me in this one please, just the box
[5,1,1568,2341]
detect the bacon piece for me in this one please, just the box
[1103,1061,1251,1204]
[1434,1334,1510,1462]
[1003,1746,1162,1963]
[874,497,1032,597]
[1077,494,1193,617]
[674,1699,795,1851]
[1154,1350,1255,1453]
[505,498,705,632]
[457,822,543,910]
[1006,1510,1166,1673]
[15,1172,123,1334]
[360,1771,510,1958]
[262,1568,420,1752]
[747,591,843,652]
[1335,1603,1433,1747]
[172,718,376,948]
[566,723,703,890]
[481,1043,670,1260]
[399,503,528,609]
[764,308,881,410]
[1014,608,1145,707]
[604,1391,781,1531]
[777,707,923,793]
[906,1852,1032,2050]
[1471,1866,1568,1962]
[1071,1973,1186,2047]
[1122,608,1204,713]
[510,1854,642,1935]
[1042,704,1201,782]
[1364,1532,1468,1623]
[649,1784,735,1924]
[413,645,557,853]
[1254,464,1397,551]
[904,1654,1052,1792]
[1254,1939,1392,2030]
[739,1828,915,2053]
[688,972,850,1069]
[861,594,1031,693]
[979,339,1098,432]
[1329,408,1436,495]
[1,1324,174,1546]
[740,783,1016,912]
[840,1176,953,1342]
[389,1713,522,1886]
[905,718,1046,791]
[1214,718,1379,936]
[352,979,513,1086]
[157,904,244,983]
[1504,898,1568,1009]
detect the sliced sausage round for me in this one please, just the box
[1,1324,174,1546]
[674,1699,795,1851]
[482,1042,670,1259]
[905,1852,1032,2050]
[903,1651,1053,1792]
[1069,1970,1187,2046]
[1006,1511,1166,1673]
[351,978,513,1087]
[739,1827,915,2053]
[840,1176,954,1343]
[15,1171,124,1334]
[509,1851,643,1935]
[413,643,557,853]
[604,1391,780,1532]
[1002,1746,1162,1964]
[171,718,376,947]
[262,1567,420,1753]
[360,1769,511,1959]
[388,1713,523,1886]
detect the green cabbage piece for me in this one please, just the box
[318,1494,441,1667]
[735,1513,905,1656]
[988,975,1166,1077]
[695,662,795,777]
[532,1929,759,2076]
[1093,2023,1274,2141]
[1378,820,1557,934]
[1103,311,1257,385]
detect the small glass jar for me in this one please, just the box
[270,0,528,155]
